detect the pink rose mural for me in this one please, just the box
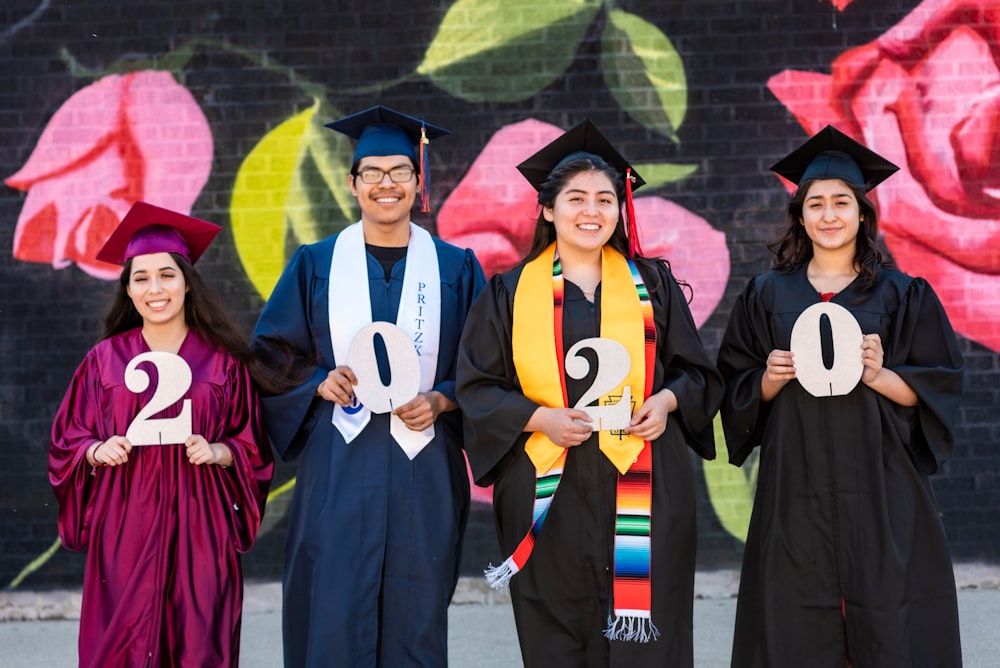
[438,119,729,326]
[768,0,1000,352]
[438,119,730,504]
[5,71,213,279]
[437,120,547,278]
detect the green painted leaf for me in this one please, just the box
[231,106,317,300]
[632,161,699,188]
[601,9,687,141]
[702,414,757,543]
[418,0,601,102]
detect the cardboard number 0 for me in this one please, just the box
[789,302,864,397]
[124,352,194,445]
[347,322,421,414]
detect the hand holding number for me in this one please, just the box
[87,436,133,467]
[860,333,884,384]
[761,349,796,401]
[393,391,453,432]
[858,333,917,405]
[318,366,358,406]
[627,389,676,441]
[185,435,232,467]
[527,407,593,448]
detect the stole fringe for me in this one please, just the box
[484,557,517,591]
[604,614,661,643]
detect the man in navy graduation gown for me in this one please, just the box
[252,106,485,668]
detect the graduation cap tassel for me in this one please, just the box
[625,168,643,258]
[419,124,431,213]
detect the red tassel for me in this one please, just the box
[419,124,431,214]
[625,168,642,258]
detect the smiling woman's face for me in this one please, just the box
[800,178,861,255]
[126,252,188,327]
[544,170,620,258]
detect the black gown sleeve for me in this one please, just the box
[645,260,725,460]
[886,277,964,474]
[716,277,774,466]
[456,271,540,486]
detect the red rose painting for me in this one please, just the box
[6,71,213,279]
[769,0,1000,352]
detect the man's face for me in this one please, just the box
[349,154,418,229]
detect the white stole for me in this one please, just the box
[328,222,441,458]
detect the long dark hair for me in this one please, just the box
[519,154,690,300]
[768,178,894,291]
[101,252,297,395]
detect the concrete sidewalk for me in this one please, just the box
[2,565,998,667]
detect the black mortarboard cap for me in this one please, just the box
[517,119,646,256]
[770,125,899,192]
[516,119,646,192]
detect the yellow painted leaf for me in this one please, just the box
[285,107,357,246]
[601,9,687,141]
[417,0,600,102]
[231,106,317,300]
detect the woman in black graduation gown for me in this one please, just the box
[456,120,724,668]
[716,126,964,667]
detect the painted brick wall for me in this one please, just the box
[2,0,998,590]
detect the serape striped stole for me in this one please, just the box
[486,242,659,642]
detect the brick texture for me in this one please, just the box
[2,0,997,589]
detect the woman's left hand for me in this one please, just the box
[860,333,885,384]
[627,389,677,441]
[185,434,233,467]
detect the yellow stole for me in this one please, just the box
[513,242,647,474]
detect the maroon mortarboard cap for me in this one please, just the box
[770,125,899,192]
[96,201,221,266]
[515,119,646,192]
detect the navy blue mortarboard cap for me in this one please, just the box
[770,125,898,192]
[325,105,450,163]
[326,105,450,212]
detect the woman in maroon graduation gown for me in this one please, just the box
[716,127,964,666]
[457,121,723,667]
[49,202,274,668]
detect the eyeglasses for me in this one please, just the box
[355,167,415,184]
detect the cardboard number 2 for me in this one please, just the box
[124,352,194,445]
[789,302,864,397]
[565,337,633,431]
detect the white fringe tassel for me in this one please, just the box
[604,614,661,643]
[484,557,518,592]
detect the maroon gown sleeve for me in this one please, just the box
[49,350,106,551]
[212,353,274,553]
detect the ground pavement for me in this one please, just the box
[1,565,998,667]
